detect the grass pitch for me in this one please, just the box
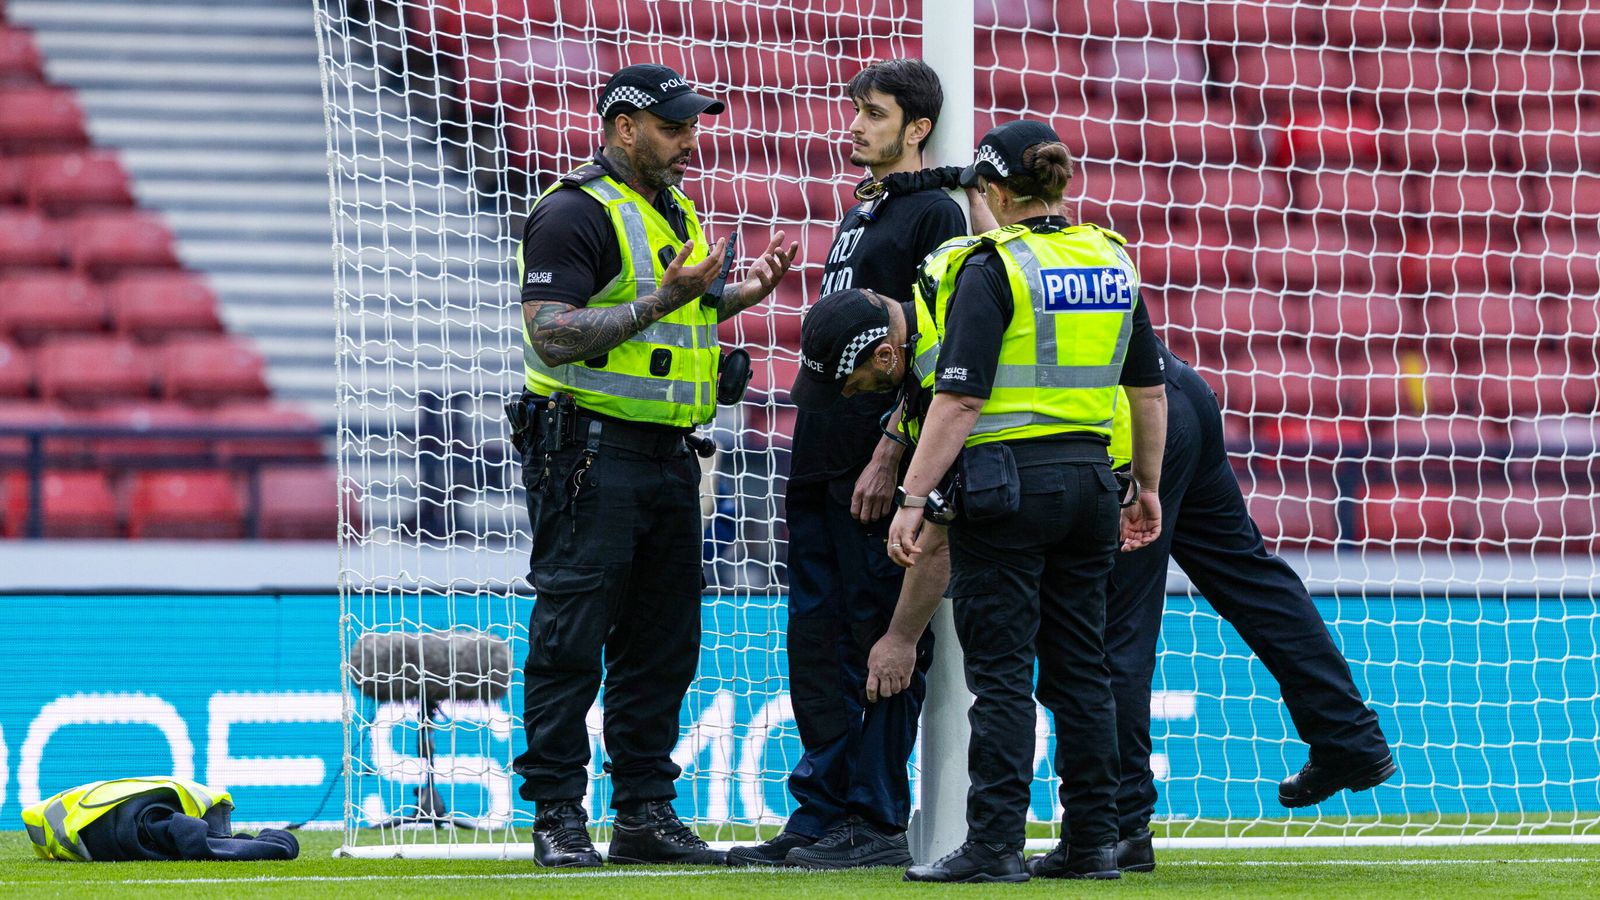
[3,831,1599,898]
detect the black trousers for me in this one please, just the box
[1105,358,1389,836]
[947,449,1123,850]
[782,483,933,835]
[511,428,704,808]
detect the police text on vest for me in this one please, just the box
[1040,267,1135,313]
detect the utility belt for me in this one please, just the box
[910,434,1115,526]
[505,391,715,460]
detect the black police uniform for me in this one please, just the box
[1105,342,1390,838]
[510,153,705,810]
[784,184,965,837]
[932,218,1165,851]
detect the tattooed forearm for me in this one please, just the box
[524,291,685,367]
[716,283,766,322]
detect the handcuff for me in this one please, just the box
[895,486,956,525]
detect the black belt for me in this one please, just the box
[1004,434,1111,467]
[571,413,691,458]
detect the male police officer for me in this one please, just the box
[727,59,966,870]
[510,63,796,868]
[1102,342,1395,873]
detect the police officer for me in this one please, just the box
[728,58,966,871]
[1102,343,1395,873]
[882,120,1168,883]
[510,63,796,868]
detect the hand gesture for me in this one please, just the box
[735,232,798,306]
[865,634,917,702]
[659,237,728,310]
[1120,490,1162,552]
[851,460,896,523]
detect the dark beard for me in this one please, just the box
[853,128,908,169]
[604,144,682,192]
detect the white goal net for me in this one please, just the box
[317,0,1600,854]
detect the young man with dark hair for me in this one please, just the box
[726,58,966,870]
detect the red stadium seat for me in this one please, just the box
[743,350,800,405]
[1220,48,1355,116]
[1514,232,1600,298]
[257,465,342,539]
[36,470,121,538]
[156,336,270,407]
[1265,104,1382,171]
[0,87,89,151]
[1476,350,1600,421]
[1323,0,1443,48]
[1348,50,1470,110]
[1510,105,1600,172]
[1051,101,1154,166]
[1357,483,1477,547]
[1541,298,1600,353]
[1218,344,1339,417]
[34,336,152,406]
[0,399,80,461]
[1164,289,1292,356]
[1440,0,1558,51]
[128,470,243,539]
[0,210,63,272]
[1553,6,1600,54]
[1400,230,1517,296]
[84,402,212,466]
[1054,0,1206,41]
[1467,53,1583,113]
[0,339,30,397]
[1167,166,1289,231]
[1386,415,1502,457]
[1084,39,1206,107]
[1306,295,1408,355]
[1291,171,1407,229]
[1133,224,1238,292]
[104,272,223,342]
[1252,223,1397,294]
[1422,295,1542,350]
[1478,483,1600,553]
[980,35,1090,112]
[1202,0,1322,45]
[1405,173,1529,227]
[67,212,181,278]
[1145,101,1252,166]
[1071,162,1171,233]
[0,155,25,205]
[720,307,804,350]
[211,401,326,463]
[0,27,44,85]
[1238,467,1339,550]
[0,273,105,343]
[24,152,134,216]
[1538,174,1600,223]
[1385,100,1506,171]
[0,470,24,537]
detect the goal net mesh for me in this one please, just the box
[316,0,1600,850]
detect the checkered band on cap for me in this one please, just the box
[601,86,657,116]
[836,326,888,378]
[975,144,1010,177]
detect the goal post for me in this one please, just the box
[316,0,1600,859]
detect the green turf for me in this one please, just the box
[4,831,1600,899]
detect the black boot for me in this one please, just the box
[608,801,726,865]
[1026,843,1121,880]
[726,830,816,867]
[1116,829,1155,873]
[785,815,913,869]
[532,802,601,868]
[1279,751,1397,808]
[903,841,1028,883]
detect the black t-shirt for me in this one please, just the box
[935,217,1165,401]
[789,188,967,488]
[518,154,692,307]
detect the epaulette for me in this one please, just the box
[982,223,1030,244]
[558,164,607,188]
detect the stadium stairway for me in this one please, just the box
[8,0,513,426]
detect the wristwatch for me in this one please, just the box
[895,487,928,508]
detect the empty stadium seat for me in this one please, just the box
[1252,223,1397,294]
[1440,0,1558,51]
[85,402,211,467]
[1538,173,1600,223]
[0,155,24,205]
[1306,295,1408,355]
[1164,289,1292,357]
[257,465,341,539]
[1514,231,1600,298]
[1348,49,1469,109]
[128,470,243,539]
[1202,0,1322,45]
[24,151,134,216]
[1478,484,1599,552]
[104,271,223,341]
[1553,6,1600,54]
[1071,161,1171,232]
[719,307,804,349]
[1291,171,1407,229]
[1265,104,1383,171]
[1167,166,1289,231]
[1476,356,1600,422]
[156,336,270,406]
[1422,295,1543,348]
[1084,39,1207,107]
[34,336,152,406]
[1467,53,1583,113]
[1400,230,1517,296]
[1221,48,1355,116]
[1218,345,1340,417]
[211,401,326,463]
[0,210,62,271]
[1323,0,1443,48]
[1054,0,1206,41]
[1511,105,1600,172]
[1133,224,1238,291]
[0,399,78,461]
[1406,173,1529,227]
[1385,100,1506,171]
[0,87,89,151]
[1145,101,1253,165]
[0,273,105,342]
[1238,467,1340,549]
[0,27,43,85]
[67,212,181,278]
[0,470,24,537]
[980,35,1090,112]
[1357,482,1477,546]
[37,470,120,538]
[0,340,29,397]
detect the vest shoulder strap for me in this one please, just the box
[978,223,1031,245]
[559,163,608,188]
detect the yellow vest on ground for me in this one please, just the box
[22,777,231,861]
[519,170,719,428]
[927,223,1142,447]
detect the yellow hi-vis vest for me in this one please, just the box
[899,237,977,445]
[22,777,232,861]
[931,222,1141,447]
[519,169,720,428]
[1110,387,1133,468]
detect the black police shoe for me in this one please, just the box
[1026,843,1121,880]
[607,801,726,865]
[903,840,1029,883]
[726,830,816,867]
[1279,751,1398,808]
[784,815,913,869]
[532,802,602,868]
[1116,829,1156,873]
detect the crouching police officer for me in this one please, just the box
[507,63,796,868]
[806,120,1169,882]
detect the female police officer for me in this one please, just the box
[885,120,1168,883]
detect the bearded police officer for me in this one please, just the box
[727,59,966,870]
[509,63,797,869]
[879,120,1169,883]
[1101,344,1395,873]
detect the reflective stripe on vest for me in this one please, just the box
[1110,386,1133,468]
[934,223,1139,446]
[44,799,88,860]
[22,777,233,862]
[519,171,718,427]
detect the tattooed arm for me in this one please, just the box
[717,231,800,322]
[523,237,728,367]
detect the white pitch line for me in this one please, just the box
[2,858,1597,888]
